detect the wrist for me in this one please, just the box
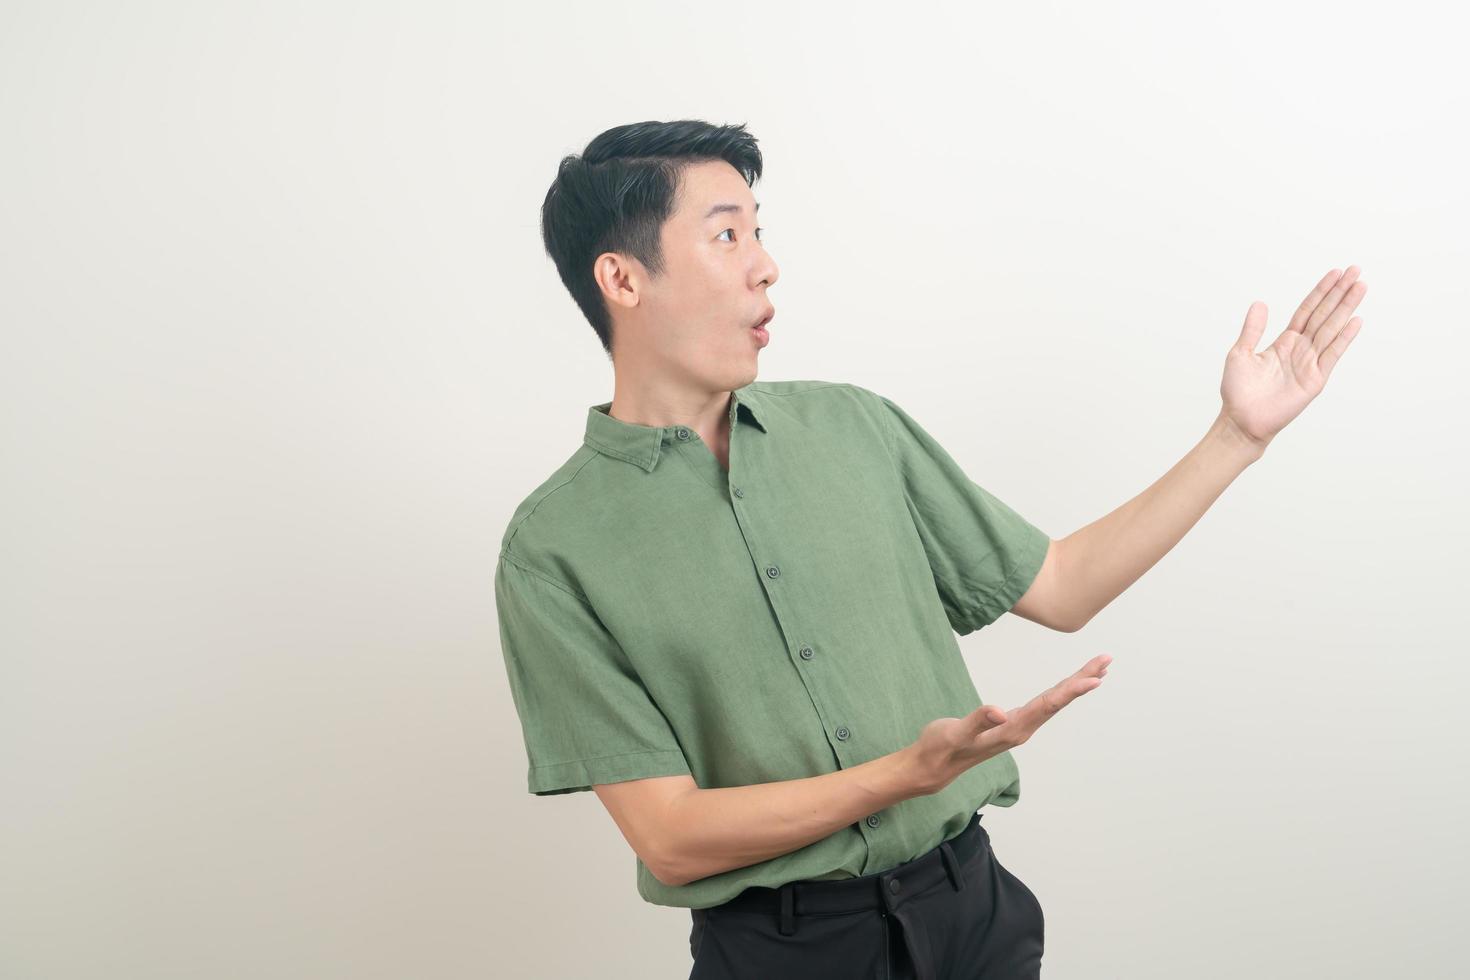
[1211,410,1269,464]
[890,743,943,799]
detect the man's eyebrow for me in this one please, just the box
[702,201,761,220]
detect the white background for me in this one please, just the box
[3,1,1466,977]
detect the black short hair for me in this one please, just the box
[540,119,764,357]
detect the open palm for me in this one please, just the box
[1220,265,1368,449]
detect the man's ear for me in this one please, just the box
[594,251,643,313]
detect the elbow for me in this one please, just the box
[655,830,719,888]
[650,812,693,887]
[1059,608,1093,633]
[654,866,689,888]
[651,786,703,887]
[651,843,690,888]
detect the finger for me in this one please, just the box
[975,654,1113,737]
[1235,301,1268,355]
[1045,654,1113,701]
[1303,265,1360,345]
[1014,670,1106,729]
[1319,315,1362,381]
[966,703,1010,735]
[1312,278,1367,357]
[1286,268,1342,336]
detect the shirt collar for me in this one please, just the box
[583,382,770,472]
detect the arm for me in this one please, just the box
[1008,538,1073,632]
[596,747,928,888]
[598,652,1114,887]
[1049,265,1367,631]
[1047,412,1265,632]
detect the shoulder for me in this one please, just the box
[747,378,895,457]
[747,377,890,426]
[747,377,879,403]
[498,444,604,568]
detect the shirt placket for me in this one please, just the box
[721,396,885,846]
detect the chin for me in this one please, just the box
[712,367,757,394]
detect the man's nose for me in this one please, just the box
[755,253,780,289]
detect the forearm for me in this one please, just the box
[659,746,930,887]
[1057,409,1267,629]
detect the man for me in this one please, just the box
[495,119,1366,979]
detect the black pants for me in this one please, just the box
[687,811,1044,979]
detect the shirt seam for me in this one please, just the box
[498,548,591,605]
[751,380,853,405]
[869,389,898,462]
[671,441,725,491]
[502,449,603,556]
[963,526,1047,631]
[850,385,905,489]
[969,558,1024,628]
[753,381,895,464]
[531,747,685,771]
[751,380,850,396]
[856,382,1037,630]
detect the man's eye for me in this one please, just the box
[718,227,764,242]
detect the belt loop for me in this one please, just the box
[939,840,964,892]
[778,882,797,935]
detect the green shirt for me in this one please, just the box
[494,379,1051,910]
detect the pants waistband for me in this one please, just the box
[709,810,986,934]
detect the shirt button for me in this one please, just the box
[732,487,744,498]
[835,726,849,740]
[888,878,902,894]
[866,814,881,828]
[674,426,691,440]
[798,645,814,660]
[765,565,780,579]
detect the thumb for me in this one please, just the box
[969,704,1007,733]
[1235,300,1267,354]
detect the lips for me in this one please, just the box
[752,307,775,330]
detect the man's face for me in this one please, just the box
[613,159,780,390]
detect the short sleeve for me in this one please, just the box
[872,392,1052,636]
[494,550,692,796]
